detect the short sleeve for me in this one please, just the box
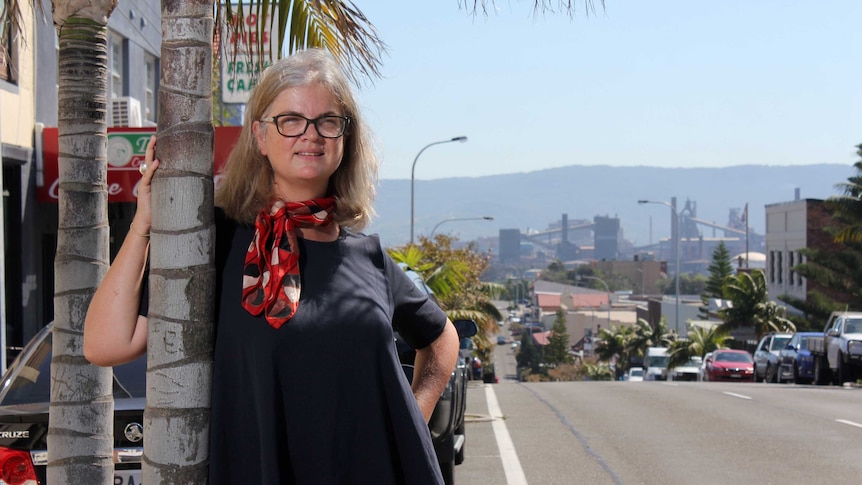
[385,254,448,350]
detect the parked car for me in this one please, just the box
[669,356,702,381]
[0,322,146,485]
[496,335,507,345]
[753,332,793,382]
[777,332,822,384]
[703,349,755,382]
[626,367,644,382]
[397,264,478,484]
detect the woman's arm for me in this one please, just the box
[83,136,158,366]
[411,319,460,422]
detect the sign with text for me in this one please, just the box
[37,127,242,203]
[220,5,279,104]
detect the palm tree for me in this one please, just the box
[146,2,387,483]
[630,317,673,356]
[594,324,635,379]
[46,2,118,484]
[718,270,795,340]
[667,324,730,369]
[829,153,862,244]
[387,237,503,364]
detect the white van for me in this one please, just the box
[643,347,670,381]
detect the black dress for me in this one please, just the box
[208,214,447,484]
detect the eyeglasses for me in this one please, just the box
[259,114,351,139]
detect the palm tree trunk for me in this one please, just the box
[48,7,116,485]
[144,1,215,483]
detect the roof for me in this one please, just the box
[571,293,609,308]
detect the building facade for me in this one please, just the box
[2,0,161,353]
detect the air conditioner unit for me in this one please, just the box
[111,96,142,127]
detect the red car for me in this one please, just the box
[703,349,756,382]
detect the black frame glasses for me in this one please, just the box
[260,114,351,139]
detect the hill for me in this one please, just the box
[365,164,854,249]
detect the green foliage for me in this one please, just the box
[656,273,708,296]
[667,325,731,369]
[718,270,795,339]
[387,235,501,364]
[545,309,574,366]
[516,331,543,375]
[700,241,734,318]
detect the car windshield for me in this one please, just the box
[770,337,791,351]
[799,337,812,350]
[0,326,147,406]
[845,319,862,334]
[648,356,669,367]
[630,369,643,377]
[715,352,752,363]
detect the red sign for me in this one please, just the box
[38,126,242,203]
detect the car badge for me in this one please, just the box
[124,422,144,443]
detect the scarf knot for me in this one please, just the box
[241,197,336,328]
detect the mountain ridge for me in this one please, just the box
[366,163,853,248]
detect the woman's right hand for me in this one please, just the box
[132,135,159,234]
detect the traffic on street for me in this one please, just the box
[456,342,862,485]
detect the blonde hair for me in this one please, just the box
[215,48,378,230]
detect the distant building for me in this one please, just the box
[499,229,521,263]
[765,198,842,312]
[593,215,620,261]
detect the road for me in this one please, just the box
[455,342,862,485]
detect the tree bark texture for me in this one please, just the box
[144,1,215,483]
[48,9,116,485]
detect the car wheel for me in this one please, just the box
[440,459,455,485]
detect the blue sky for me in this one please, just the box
[354,1,862,181]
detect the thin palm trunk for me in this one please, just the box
[48,3,116,483]
[144,1,215,483]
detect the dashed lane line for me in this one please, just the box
[723,391,753,400]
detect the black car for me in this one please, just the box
[396,265,477,485]
[0,322,145,485]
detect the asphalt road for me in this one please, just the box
[455,343,862,485]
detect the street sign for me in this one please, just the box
[219,5,279,104]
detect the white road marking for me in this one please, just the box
[723,392,752,400]
[836,419,862,429]
[485,385,528,485]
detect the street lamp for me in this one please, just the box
[578,275,611,329]
[410,136,468,243]
[429,216,494,238]
[638,199,682,335]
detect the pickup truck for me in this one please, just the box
[808,311,862,385]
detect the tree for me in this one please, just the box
[699,241,733,318]
[630,317,673,356]
[388,234,503,365]
[829,148,862,244]
[718,270,795,340]
[516,331,542,377]
[666,325,730,369]
[48,2,118,484]
[545,308,573,366]
[594,323,636,379]
[143,2,388,482]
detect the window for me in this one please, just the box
[777,251,783,284]
[788,251,795,286]
[0,4,17,83]
[145,54,157,123]
[109,35,125,99]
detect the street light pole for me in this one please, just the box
[638,199,682,336]
[410,136,468,243]
[579,275,611,329]
[430,216,494,238]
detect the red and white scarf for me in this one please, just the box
[241,197,336,328]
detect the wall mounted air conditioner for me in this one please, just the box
[111,96,142,127]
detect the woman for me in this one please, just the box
[84,48,459,484]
